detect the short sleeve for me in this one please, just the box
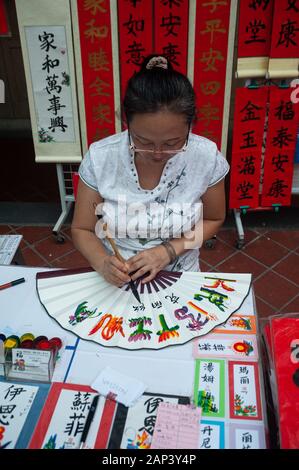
[208,148,230,187]
[78,147,98,191]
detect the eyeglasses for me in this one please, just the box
[128,131,189,156]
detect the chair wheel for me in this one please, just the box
[204,239,216,250]
[54,234,65,244]
[236,240,245,250]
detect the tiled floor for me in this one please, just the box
[1,224,299,319]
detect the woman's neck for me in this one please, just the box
[134,153,167,190]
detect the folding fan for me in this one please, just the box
[36,268,251,350]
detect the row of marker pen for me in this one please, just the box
[0,333,62,352]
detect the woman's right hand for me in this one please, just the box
[99,255,131,287]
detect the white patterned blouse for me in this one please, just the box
[79,130,229,272]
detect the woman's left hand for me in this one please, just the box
[126,245,171,283]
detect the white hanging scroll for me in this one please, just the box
[15,0,82,162]
[36,268,252,351]
[24,26,75,144]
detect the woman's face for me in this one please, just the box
[129,111,189,164]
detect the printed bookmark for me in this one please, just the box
[193,334,258,360]
[229,423,266,449]
[29,383,99,449]
[0,380,50,449]
[228,361,262,420]
[193,359,225,419]
[214,314,256,335]
[199,420,225,449]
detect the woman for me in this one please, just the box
[71,55,229,287]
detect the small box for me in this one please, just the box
[3,347,57,383]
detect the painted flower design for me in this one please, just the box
[234,394,257,416]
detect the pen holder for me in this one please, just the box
[3,347,57,383]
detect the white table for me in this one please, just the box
[0,265,268,449]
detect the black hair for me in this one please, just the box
[123,54,196,126]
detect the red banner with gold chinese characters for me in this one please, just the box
[77,0,115,145]
[117,0,153,106]
[270,0,299,59]
[229,87,268,209]
[154,0,189,75]
[238,0,274,58]
[192,0,231,148]
[261,86,299,207]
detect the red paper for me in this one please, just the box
[270,0,299,59]
[238,0,274,58]
[0,0,9,36]
[29,383,95,448]
[271,316,299,448]
[154,0,189,75]
[229,86,268,209]
[29,382,117,449]
[192,0,231,148]
[262,322,273,360]
[72,172,79,200]
[94,398,117,449]
[77,0,116,145]
[117,0,153,107]
[261,86,299,207]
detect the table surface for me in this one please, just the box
[0,265,268,449]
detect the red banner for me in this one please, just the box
[117,0,153,107]
[193,0,231,148]
[271,316,299,449]
[77,0,115,145]
[270,0,299,58]
[0,0,9,36]
[229,87,268,209]
[154,0,189,75]
[238,0,274,58]
[261,86,299,207]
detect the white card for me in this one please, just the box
[91,366,146,407]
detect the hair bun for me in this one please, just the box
[145,56,168,70]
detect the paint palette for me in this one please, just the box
[36,268,251,350]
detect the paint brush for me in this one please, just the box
[102,223,141,304]
[79,394,99,449]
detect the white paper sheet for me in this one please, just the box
[91,366,146,407]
